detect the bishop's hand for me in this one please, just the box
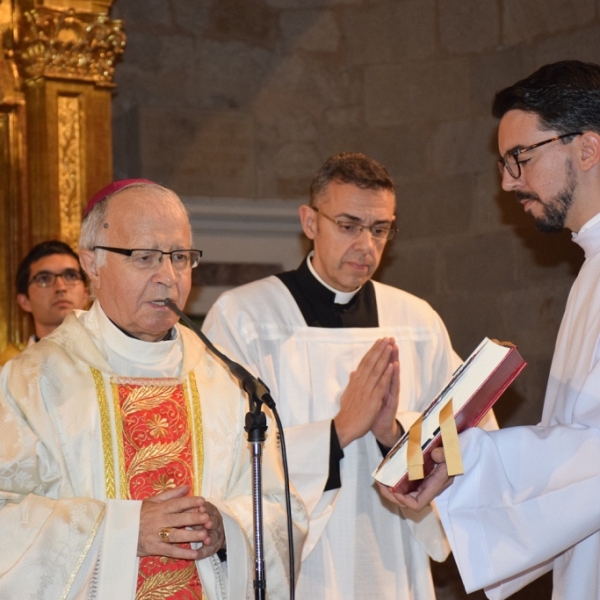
[138,485,225,560]
[190,500,226,560]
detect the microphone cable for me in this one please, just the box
[164,299,296,599]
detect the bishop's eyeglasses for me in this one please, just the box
[93,247,202,271]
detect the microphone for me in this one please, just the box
[163,297,296,598]
[162,298,276,410]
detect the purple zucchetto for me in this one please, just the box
[83,178,156,218]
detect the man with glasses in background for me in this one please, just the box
[204,153,492,599]
[379,60,600,599]
[0,240,89,365]
[0,180,305,598]
[18,240,89,341]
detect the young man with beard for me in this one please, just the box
[380,61,600,599]
[203,153,496,599]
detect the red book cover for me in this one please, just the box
[373,339,526,494]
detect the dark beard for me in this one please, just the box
[516,161,576,233]
[534,186,573,232]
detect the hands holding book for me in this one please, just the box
[334,338,401,449]
[377,448,454,511]
[332,337,522,512]
[372,338,525,509]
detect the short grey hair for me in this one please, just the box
[79,182,192,267]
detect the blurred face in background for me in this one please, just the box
[17,253,89,338]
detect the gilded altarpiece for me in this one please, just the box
[0,0,125,350]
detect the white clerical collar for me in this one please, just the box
[89,300,183,377]
[573,211,600,237]
[307,252,361,305]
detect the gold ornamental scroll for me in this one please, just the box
[57,93,82,248]
[14,1,125,248]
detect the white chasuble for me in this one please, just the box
[204,276,464,600]
[0,302,307,600]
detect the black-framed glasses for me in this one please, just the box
[498,131,582,179]
[29,269,84,288]
[93,246,202,271]
[313,207,397,240]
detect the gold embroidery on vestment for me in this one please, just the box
[127,437,190,481]
[186,372,204,496]
[91,367,115,499]
[111,381,129,499]
[60,504,106,600]
[120,384,178,416]
[135,562,202,600]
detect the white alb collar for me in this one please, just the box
[574,211,600,237]
[90,300,183,377]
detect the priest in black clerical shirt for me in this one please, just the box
[277,252,379,329]
[203,152,483,600]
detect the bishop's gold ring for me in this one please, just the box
[159,527,171,542]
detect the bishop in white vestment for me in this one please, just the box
[0,180,306,600]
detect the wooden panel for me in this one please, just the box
[0,108,29,347]
[26,79,113,246]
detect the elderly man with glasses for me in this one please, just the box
[0,180,306,599]
[380,60,600,599]
[203,153,492,600]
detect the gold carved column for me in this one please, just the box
[0,0,125,348]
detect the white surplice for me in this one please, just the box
[0,301,306,600]
[203,276,462,599]
[436,218,600,599]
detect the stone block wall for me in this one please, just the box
[111,0,597,420]
[110,4,600,594]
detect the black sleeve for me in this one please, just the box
[376,420,404,457]
[216,548,227,562]
[323,420,345,491]
[376,440,393,457]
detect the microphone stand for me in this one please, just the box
[164,299,276,600]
